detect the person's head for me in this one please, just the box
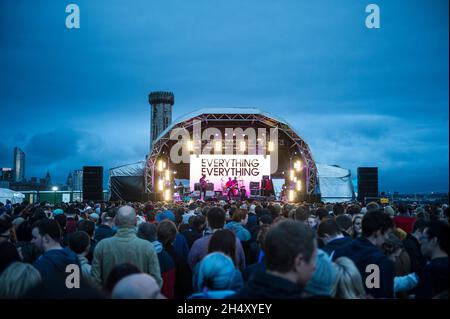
[361,211,394,248]
[382,233,404,261]
[68,231,91,256]
[0,218,12,243]
[347,205,361,216]
[366,202,380,213]
[157,219,177,248]
[232,209,248,226]
[101,209,116,226]
[112,273,165,299]
[259,213,273,226]
[0,262,42,298]
[104,263,141,294]
[398,204,408,215]
[293,206,310,223]
[206,207,226,230]
[0,241,20,274]
[317,219,342,244]
[352,214,363,237]
[316,208,330,222]
[114,205,136,228]
[208,229,236,264]
[307,215,318,229]
[412,219,430,239]
[332,257,366,299]
[264,220,317,287]
[384,206,395,218]
[420,220,449,259]
[137,222,157,242]
[77,220,95,239]
[195,252,236,292]
[336,215,353,235]
[256,224,271,251]
[31,219,62,252]
[333,204,345,216]
[54,214,67,230]
[304,249,337,297]
[192,215,206,232]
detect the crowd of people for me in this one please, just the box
[0,198,448,299]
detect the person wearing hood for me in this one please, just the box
[224,209,251,242]
[138,222,175,298]
[31,219,80,282]
[229,220,317,299]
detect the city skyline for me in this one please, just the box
[0,0,448,193]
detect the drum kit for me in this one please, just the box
[221,177,245,196]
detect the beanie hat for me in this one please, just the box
[304,249,337,297]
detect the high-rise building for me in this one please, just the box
[73,169,83,191]
[13,147,25,183]
[66,172,73,191]
[149,91,174,151]
[0,168,13,181]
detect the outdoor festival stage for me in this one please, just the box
[109,108,354,203]
[143,108,318,203]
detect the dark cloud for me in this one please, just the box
[0,0,448,192]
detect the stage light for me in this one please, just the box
[215,141,222,152]
[157,160,163,172]
[239,141,246,152]
[165,169,170,181]
[268,141,274,152]
[158,179,164,191]
[294,160,302,171]
[289,170,295,181]
[164,189,172,201]
[52,186,58,191]
[296,180,302,191]
[187,140,194,152]
[288,190,295,202]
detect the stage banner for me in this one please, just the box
[189,155,271,195]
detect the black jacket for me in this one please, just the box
[415,257,449,299]
[402,233,426,275]
[227,270,304,299]
[333,236,394,299]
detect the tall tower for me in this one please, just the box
[13,147,25,183]
[149,91,174,151]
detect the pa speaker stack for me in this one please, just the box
[357,167,378,203]
[82,166,103,202]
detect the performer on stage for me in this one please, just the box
[225,177,236,201]
[199,174,207,200]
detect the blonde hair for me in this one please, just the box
[0,262,42,298]
[332,257,366,299]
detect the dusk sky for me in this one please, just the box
[0,0,448,193]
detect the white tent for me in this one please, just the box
[0,188,25,205]
[316,164,355,203]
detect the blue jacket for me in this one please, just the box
[323,236,352,257]
[173,233,190,261]
[333,236,394,298]
[95,224,115,242]
[224,221,251,242]
[33,248,80,282]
